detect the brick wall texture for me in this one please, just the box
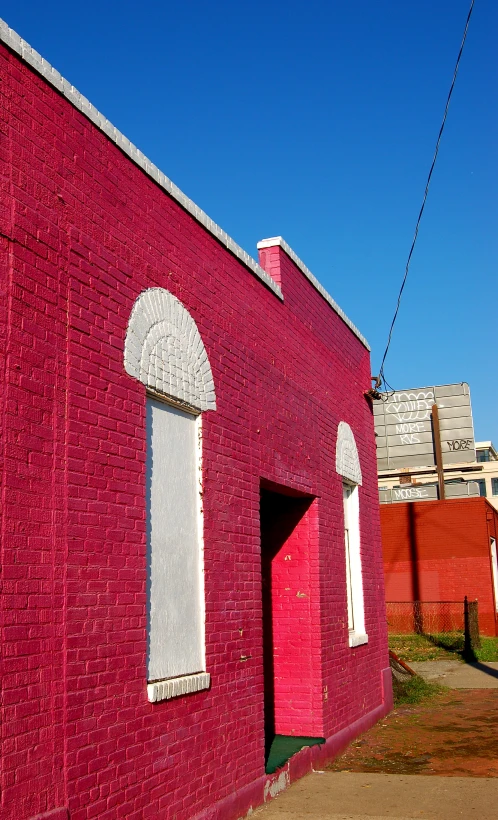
[0,42,390,820]
[381,498,498,636]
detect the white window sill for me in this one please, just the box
[147,672,210,703]
[348,631,368,648]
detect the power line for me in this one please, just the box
[375,0,475,393]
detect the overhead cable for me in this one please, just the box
[376,0,475,392]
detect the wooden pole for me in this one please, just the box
[431,403,445,500]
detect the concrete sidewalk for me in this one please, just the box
[251,771,498,819]
[410,660,498,687]
[252,662,498,818]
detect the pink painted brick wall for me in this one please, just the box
[271,502,318,736]
[0,42,390,820]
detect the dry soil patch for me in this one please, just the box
[327,689,498,777]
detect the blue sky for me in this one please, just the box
[3,1,496,442]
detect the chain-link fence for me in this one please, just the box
[386,601,466,635]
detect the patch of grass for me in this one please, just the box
[392,675,446,706]
[389,632,464,662]
[475,637,498,662]
[433,632,465,652]
[389,632,498,664]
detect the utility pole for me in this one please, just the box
[431,403,445,500]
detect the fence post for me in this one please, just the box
[464,596,481,657]
[413,601,423,634]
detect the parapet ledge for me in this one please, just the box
[257,236,370,350]
[0,19,282,301]
[0,18,370,348]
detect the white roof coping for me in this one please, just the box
[0,18,281,300]
[0,18,369,350]
[257,237,369,349]
[476,441,497,454]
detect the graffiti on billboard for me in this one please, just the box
[385,390,435,423]
[384,390,434,445]
[374,383,475,470]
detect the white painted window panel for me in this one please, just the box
[491,538,498,613]
[146,398,204,681]
[343,485,355,631]
[343,483,367,647]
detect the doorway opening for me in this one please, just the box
[260,482,324,772]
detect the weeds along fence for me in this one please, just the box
[386,600,478,637]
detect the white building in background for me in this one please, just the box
[378,441,498,512]
[473,442,498,508]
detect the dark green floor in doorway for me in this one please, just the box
[265,735,325,774]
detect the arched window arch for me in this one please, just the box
[125,288,216,702]
[336,422,368,647]
[336,421,362,486]
[124,287,216,411]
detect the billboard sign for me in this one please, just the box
[373,383,475,471]
[379,485,438,503]
[379,481,480,504]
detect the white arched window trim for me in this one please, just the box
[125,288,216,702]
[124,287,216,412]
[336,422,368,648]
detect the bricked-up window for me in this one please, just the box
[342,483,367,645]
[336,421,368,648]
[124,288,216,702]
[146,397,205,683]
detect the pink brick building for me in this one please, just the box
[0,21,392,820]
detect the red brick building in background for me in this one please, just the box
[381,498,498,636]
[0,21,391,820]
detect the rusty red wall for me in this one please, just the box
[381,498,498,636]
[0,40,390,820]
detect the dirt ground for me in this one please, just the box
[326,689,498,777]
